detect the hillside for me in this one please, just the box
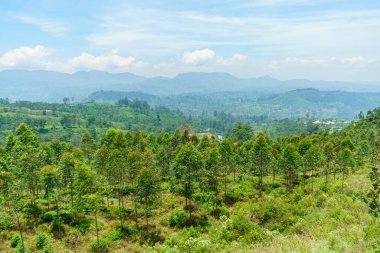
[0,107,379,252]
[0,99,327,145]
[88,89,380,119]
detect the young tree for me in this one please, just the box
[172,143,203,217]
[251,133,272,192]
[204,147,222,210]
[106,149,128,227]
[40,165,61,210]
[59,152,76,208]
[135,168,161,226]
[368,166,380,217]
[304,145,324,192]
[80,132,96,162]
[219,138,233,196]
[357,140,371,166]
[280,144,301,192]
[338,147,355,191]
[323,141,335,191]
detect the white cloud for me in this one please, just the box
[15,16,67,36]
[216,54,249,65]
[68,52,137,72]
[182,49,216,65]
[0,45,54,68]
[0,46,142,73]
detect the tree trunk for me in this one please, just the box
[16,210,25,253]
[95,206,99,242]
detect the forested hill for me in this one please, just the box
[0,99,327,144]
[0,106,379,252]
[88,89,380,119]
[0,99,234,144]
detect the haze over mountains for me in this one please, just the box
[1,70,379,102]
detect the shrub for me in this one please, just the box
[14,243,30,253]
[117,224,138,236]
[0,211,15,230]
[182,237,212,253]
[59,210,74,224]
[51,218,65,238]
[169,209,186,228]
[39,244,53,253]
[10,233,20,248]
[210,207,229,218]
[224,191,241,205]
[35,233,49,250]
[106,230,122,241]
[90,239,109,253]
[75,219,91,234]
[41,211,56,223]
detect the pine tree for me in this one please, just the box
[172,143,203,217]
[280,144,301,192]
[251,133,272,192]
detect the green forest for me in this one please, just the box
[0,98,325,145]
[0,102,380,252]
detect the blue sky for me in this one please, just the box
[0,0,380,81]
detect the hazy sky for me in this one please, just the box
[1,0,380,81]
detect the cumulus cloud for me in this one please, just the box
[68,52,137,72]
[182,49,248,66]
[182,49,216,65]
[0,46,141,73]
[0,45,54,68]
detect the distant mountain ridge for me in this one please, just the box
[0,69,379,102]
[88,88,380,119]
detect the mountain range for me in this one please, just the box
[0,70,379,102]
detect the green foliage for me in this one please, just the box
[169,208,187,228]
[35,233,49,250]
[0,106,379,252]
[229,122,254,142]
[106,230,123,241]
[10,233,20,248]
[14,244,30,253]
[90,239,109,253]
[0,210,15,230]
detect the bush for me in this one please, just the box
[182,237,212,253]
[210,207,229,218]
[14,243,30,253]
[10,233,20,248]
[90,239,109,253]
[0,211,15,230]
[59,210,74,224]
[51,218,65,238]
[116,224,138,236]
[39,244,53,253]
[106,230,122,241]
[41,211,56,223]
[224,191,241,205]
[35,233,49,250]
[169,209,186,228]
[75,219,91,234]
